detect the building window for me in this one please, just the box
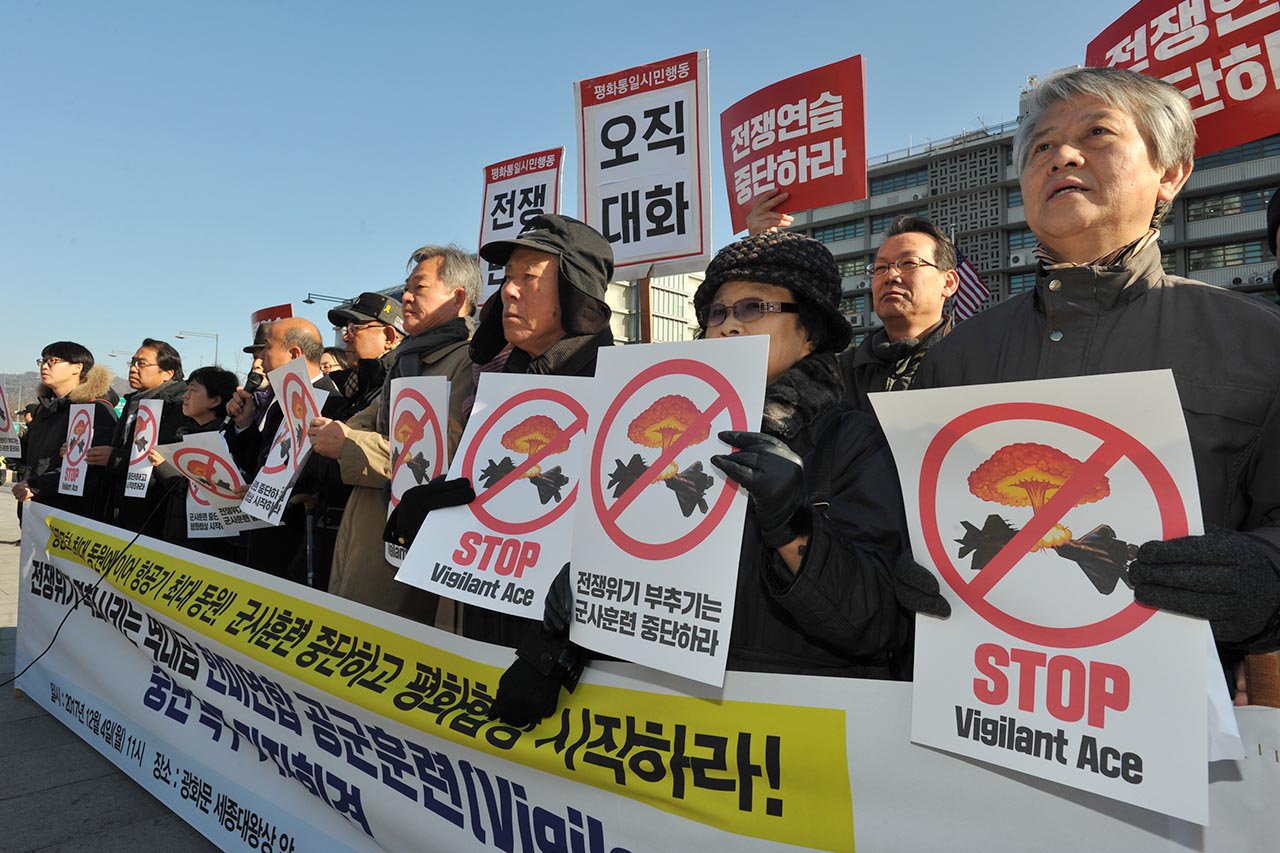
[1008,228,1038,250]
[1007,188,1023,208]
[1193,134,1280,170]
[839,294,867,314]
[870,207,929,234]
[1184,189,1271,222]
[1187,239,1267,271]
[869,168,929,196]
[1161,253,1176,275]
[836,257,868,278]
[812,221,865,243]
[1008,272,1036,294]
[851,331,867,347]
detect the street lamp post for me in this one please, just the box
[176,330,220,365]
[302,293,348,305]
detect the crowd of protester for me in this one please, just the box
[7,68,1280,720]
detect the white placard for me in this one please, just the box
[396,373,590,618]
[575,51,711,278]
[570,337,767,685]
[58,402,95,496]
[124,399,163,498]
[241,359,328,525]
[160,433,268,536]
[477,148,564,304]
[872,370,1217,823]
[384,376,451,567]
[0,384,21,456]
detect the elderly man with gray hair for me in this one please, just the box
[915,66,1280,701]
[312,244,480,622]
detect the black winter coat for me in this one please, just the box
[22,366,118,518]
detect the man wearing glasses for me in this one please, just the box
[837,216,959,413]
[88,338,188,534]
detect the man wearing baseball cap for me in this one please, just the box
[459,214,616,647]
[326,291,405,411]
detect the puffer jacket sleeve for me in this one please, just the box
[758,413,909,658]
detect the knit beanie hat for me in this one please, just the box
[695,230,851,352]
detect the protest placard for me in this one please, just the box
[385,376,451,567]
[569,338,766,685]
[397,373,590,619]
[124,398,164,498]
[477,148,564,304]
[0,384,21,456]
[720,55,867,234]
[575,51,712,278]
[1087,0,1280,155]
[873,371,1232,823]
[58,403,95,496]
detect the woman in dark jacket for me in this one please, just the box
[12,341,118,520]
[490,231,925,725]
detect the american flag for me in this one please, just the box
[952,253,991,320]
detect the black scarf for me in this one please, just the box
[761,351,843,440]
[503,328,613,376]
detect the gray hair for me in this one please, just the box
[280,323,324,365]
[1013,67,1195,174]
[406,244,483,315]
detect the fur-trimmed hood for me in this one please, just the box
[40,364,115,404]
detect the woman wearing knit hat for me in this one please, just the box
[489,231,949,726]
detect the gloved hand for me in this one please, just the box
[382,476,475,549]
[1130,526,1280,645]
[487,628,583,727]
[544,562,574,633]
[710,430,806,549]
[893,555,951,618]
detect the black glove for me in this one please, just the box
[487,628,583,727]
[893,555,951,618]
[544,562,573,633]
[1130,526,1280,645]
[710,430,807,549]
[382,476,475,549]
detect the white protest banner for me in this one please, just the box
[58,402,95,496]
[385,376,451,567]
[397,374,590,618]
[242,360,329,525]
[575,51,711,278]
[162,432,269,537]
[477,147,564,304]
[872,370,1214,823]
[571,338,767,686]
[0,384,21,456]
[124,398,164,498]
[19,504,1280,852]
[720,55,868,234]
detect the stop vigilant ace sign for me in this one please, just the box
[873,371,1231,824]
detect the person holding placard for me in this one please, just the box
[914,67,1280,699]
[490,230,946,725]
[11,341,118,519]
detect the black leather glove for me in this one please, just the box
[544,562,573,633]
[1130,526,1280,645]
[487,627,583,727]
[710,430,806,549]
[893,555,951,618]
[382,476,475,549]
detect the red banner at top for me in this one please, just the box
[578,53,698,106]
[718,56,868,235]
[1086,0,1280,156]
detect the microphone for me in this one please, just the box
[225,370,265,428]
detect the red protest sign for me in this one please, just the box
[173,447,246,501]
[1087,0,1280,156]
[129,405,159,466]
[920,402,1189,648]
[720,55,868,234]
[389,386,446,509]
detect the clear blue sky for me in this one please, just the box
[2,0,1132,380]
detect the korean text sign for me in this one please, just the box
[575,51,712,278]
[720,55,868,234]
[873,372,1218,823]
[58,403,95,496]
[477,148,564,305]
[1087,0,1280,155]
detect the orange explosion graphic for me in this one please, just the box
[607,395,715,517]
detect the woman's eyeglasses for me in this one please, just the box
[698,298,799,328]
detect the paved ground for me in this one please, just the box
[0,490,218,853]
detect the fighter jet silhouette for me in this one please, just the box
[607,454,649,498]
[478,456,517,489]
[664,461,714,517]
[956,514,1018,571]
[530,466,570,504]
[277,435,292,464]
[404,451,432,485]
[134,435,150,453]
[1054,525,1137,595]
